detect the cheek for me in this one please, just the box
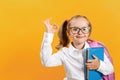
[67,31,74,38]
[85,33,90,38]
[84,34,89,40]
[69,34,74,39]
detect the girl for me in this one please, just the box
[40,15,114,80]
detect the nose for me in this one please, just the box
[77,29,83,34]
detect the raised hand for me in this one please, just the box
[43,18,58,33]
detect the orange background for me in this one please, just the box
[0,0,120,80]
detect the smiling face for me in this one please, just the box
[67,17,91,45]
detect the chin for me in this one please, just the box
[75,40,86,44]
[78,38,87,41]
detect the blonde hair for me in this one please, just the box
[56,15,92,50]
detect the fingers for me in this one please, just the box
[43,18,52,27]
[92,55,98,59]
[87,55,98,63]
[51,23,58,32]
[86,63,93,70]
[86,58,100,70]
[86,62,93,70]
[86,63,94,70]
[43,18,58,33]
[51,24,58,29]
[87,60,93,63]
[44,18,52,24]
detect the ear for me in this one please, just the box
[67,31,74,40]
[66,31,72,38]
[67,30,70,35]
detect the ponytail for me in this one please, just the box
[56,20,70,50]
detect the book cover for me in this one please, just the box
[85,47,104,80]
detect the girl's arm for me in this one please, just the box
[40,32,62,67]
[40,19,62,67]
[97,53,114,75]
[86,53,114,75]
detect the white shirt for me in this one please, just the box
[40,32,114,80]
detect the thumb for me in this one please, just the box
[43,18,52,26]
[92,55,98,59]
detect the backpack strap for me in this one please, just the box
[87,39,115,80]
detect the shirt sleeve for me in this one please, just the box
[40,32,63,67]
[97,53,114,75]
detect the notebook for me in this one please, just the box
[85,47,104,80]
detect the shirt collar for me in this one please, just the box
[69,42,90,52]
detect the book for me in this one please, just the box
[85,47,104,80]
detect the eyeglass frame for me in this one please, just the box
[67,26,91,34]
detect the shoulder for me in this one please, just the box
[58,46,73,56]
[60,47,69,52]
[87,39,106,47]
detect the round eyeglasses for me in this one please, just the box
[68,27,91,34]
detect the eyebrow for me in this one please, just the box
[70,26,88,28]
